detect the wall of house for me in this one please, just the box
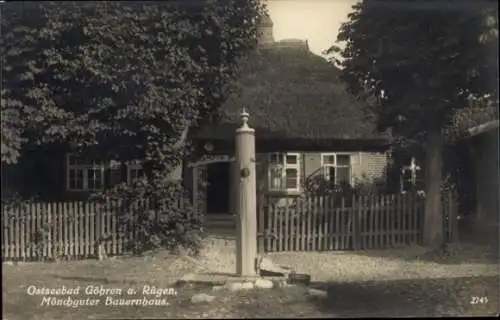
[356,152,390,182]
[253,151,390,208]
[1,163,22,200]
[185,150,390,212]
[2,144,185,203]
[301,151,389,184]
[11,146,70,201]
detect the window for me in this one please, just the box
[127,164,144,184]
[400,157,423,193]
[268,153,301,192]
[66,154,105,191]
[321,153,352,186]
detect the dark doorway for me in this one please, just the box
[206,162,230,215]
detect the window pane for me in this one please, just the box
[285,169,297,189]
[270,153,279,165]
[109,168,122,186]
[323,155,335,165]
[337,155,351,166]
[130,170,137,181]
[87,168,103,190]
[416,166,424,181]
[286,154,298,165]
[269,167,283,189]
[278,154,284,165]
[402,169,414,191]
[327,166,335,182]
[69,169,84,189]
[336,167,351,184]
[402,169,412,181]
[129,169,144,182]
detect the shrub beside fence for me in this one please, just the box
[258,191,458,253]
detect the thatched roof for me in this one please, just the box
[468,120,499,136]
[444,99,499,141]
[193,40,390,143]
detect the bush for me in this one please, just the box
[303,173,387,202]
[95,178,203,256]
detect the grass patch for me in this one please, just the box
[2,258,315,319]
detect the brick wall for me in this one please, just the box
[362,151,390,181]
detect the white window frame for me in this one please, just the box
[400,157,422,193]
[268,152,301,192]
[320,153,353,186]
[127,163,143,185]
[66,154,105,191]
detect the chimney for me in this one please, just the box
[259,11,274,45]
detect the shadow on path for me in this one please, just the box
[345,227,498,265]
[307,275,499,317]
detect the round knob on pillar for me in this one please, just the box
[240,167,250,178]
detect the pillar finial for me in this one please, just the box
[240,107,250,129]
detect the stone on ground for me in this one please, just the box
[191,293,216,304]
[275,279,293,288]
[226,281,254,292]
[254,278,274,289]
[241,282,255,290]
[258,256,293,277]
[179,273,196,282]
[212,285,226,292]
[226,282,244,292]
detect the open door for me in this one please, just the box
[206,162,231,215]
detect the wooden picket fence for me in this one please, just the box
[2,192,459,260]
[258,191,458,253]
[1,199,185,261]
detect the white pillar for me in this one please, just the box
[229,161,238,216]
[235,108,257,277]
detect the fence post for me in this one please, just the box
[352,195,360,250]
[257,197,267,255]
[341,196,348,250]
[284,197,290,251]
[48,203,53,260]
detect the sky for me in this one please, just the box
[265,0,359,58]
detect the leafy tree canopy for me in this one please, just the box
[1,0,263,255]
[1,0,263,175]
[328,0,498,142]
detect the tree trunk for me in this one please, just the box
[422,128,444,248]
